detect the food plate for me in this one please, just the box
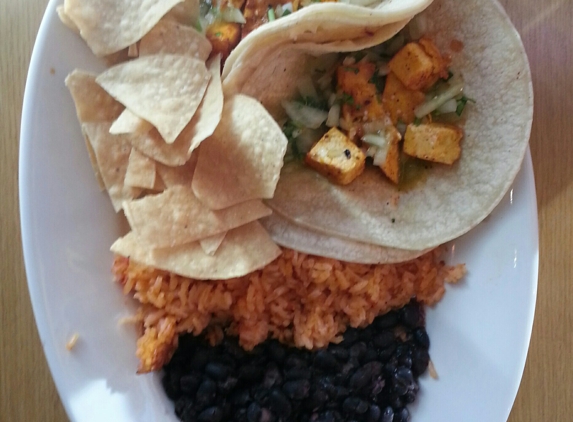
[19,0,538,421]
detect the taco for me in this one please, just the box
[223,0,533,252]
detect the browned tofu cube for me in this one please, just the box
[389,42,436,91]
[336,61,377,106]
[305,128,366,185]
[403,123,463,165]
[417,37,450,89]
[382,72,425,125]
[206,22,241,62]
[378,125,402,184]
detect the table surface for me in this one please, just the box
[2,0,572,421]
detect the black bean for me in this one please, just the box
[403,391,417,404]
[180,373,201,396]
[260,407,275,422]
[174,397,194,419]
[389,395,403,410]
[247,402,262,422]
[316,410,336,422]
[305,389,329,412]
[238,364,265,383]
[230,389,251,406]
[268,389,292,417]
[205,362,229,381]
[349,366,371,390]
[263,363,283,388]
[342,397,369,415]
[381,406,394,422]
[413,327,430,350]
[195,378,217,409]
[378,344,397,361]
[374,312,399,330]
[411,348,430,377]
[393,368,415,396]
[314,350,339,370]
[163,372,182,400]
[217,376,237,395]
[373,331,396,349]
[393,407,410,422]
[189,348,210,370]
[331,386,350,401]
[363,361,383,377]
[285,354,307,369]
[399,303,422,328]
[283,379,311,400]
[197,406,224,422]
[341,328,360,346]
[267,340,287,363]
[284,367,311,380]
[370,375,386,396]
[329,346,349,362]
[223,338,246,362]
[367,404,381,422]
[349,342,368,361]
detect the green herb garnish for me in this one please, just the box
[343,66,359,74]
[341,93,354,105]
[267,6,276,21]
[302,96,328,110]
[455,95,476,116]
[369,73,386,93]
[413,117,422,126]
[282,9,291,16]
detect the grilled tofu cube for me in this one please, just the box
[403,123,463,165]
[418,37,449,88]
[378,125,402,184]
[206,22,241,62]
[382,72,425,125]
[305,127,365,185]
[389,42,436,91]
[337,61,377,105]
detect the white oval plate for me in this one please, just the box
[19,1,538,421]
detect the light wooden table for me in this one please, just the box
[1,0,572,421]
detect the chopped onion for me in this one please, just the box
[317,73,333,91]
[365,145,378,158]
[220,7,246,24]
[282,101,328,129]
[414,79,465,118]
[326,103,341,127]
[342,56,356,66]
[362,133,389,149]
[377,62,390,76]
[276,2,293,17]
[373,146,389,166]
[297,76,318,100]
[328,93,338,108]
[407,15,428,40]
[362,120,389,135]
[436,98,458,115]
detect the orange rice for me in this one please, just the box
[112,247,465,373]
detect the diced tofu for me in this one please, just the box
[417,37,450,89]
[242,0,285,38]
[305,127,366,185]
[206,22,241,62]
[389,42,436,91]
[382,72,425,125]
[403,123,463,165]
[378,125,402,184]
[336,61,377,105]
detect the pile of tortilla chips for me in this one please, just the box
[63,0,288,280]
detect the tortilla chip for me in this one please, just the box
[192,95,288,210]
[110,109,153,135]
[110,221,282,280]
[123,185,272,248]
[163,0,200,24]
[125,149,156,189]
[155,154,198,187]
[63,0,184,57]
[65,70,123,122]
[83,122,141,211]
[186,55,224,153]
[200,232,226,256]
[96,54,210,144]
[139,19,211,61]
[81,126,106,191]
[57,5,79,34]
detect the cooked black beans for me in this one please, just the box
[163,300,430,422]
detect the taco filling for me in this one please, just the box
[280,26,472,187]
